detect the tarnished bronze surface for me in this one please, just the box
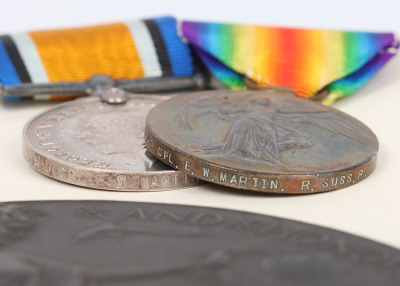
[23,94,200,191]
[0,201,399,285]
[145,90,378,194]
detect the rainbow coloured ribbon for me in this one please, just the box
[181,21,398,104]
[0,16,397,104]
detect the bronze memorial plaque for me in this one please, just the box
[0,201,399,285]
[145,90,378,194]
[23,94,200,191]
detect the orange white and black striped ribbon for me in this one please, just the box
[0,17,193,100]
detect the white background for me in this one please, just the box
[0,0,400,248]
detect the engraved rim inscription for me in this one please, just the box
[145,90,379,194]
[23,95,201,191]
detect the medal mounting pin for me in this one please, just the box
[0,72,209,100]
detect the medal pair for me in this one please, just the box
[21,76,378,194]
[0,16,396,194]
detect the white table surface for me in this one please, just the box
[0,0,399,249]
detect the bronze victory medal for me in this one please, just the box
[145,90,378,194]
[23,94,200,191]
[1,201,399,285]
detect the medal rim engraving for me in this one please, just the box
[145,90,378,194]
[23,95,201,191]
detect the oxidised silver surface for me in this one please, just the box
[0,201,399,286]
[145,90,379,194]
[23,94,200,191]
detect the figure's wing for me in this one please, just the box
[276,101,372,144]
[175,96,223,130]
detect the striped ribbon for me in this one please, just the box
[0,16,397,104]
[181,21,398,104]
[0,17,193,100]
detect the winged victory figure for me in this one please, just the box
[175,92,371,169]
